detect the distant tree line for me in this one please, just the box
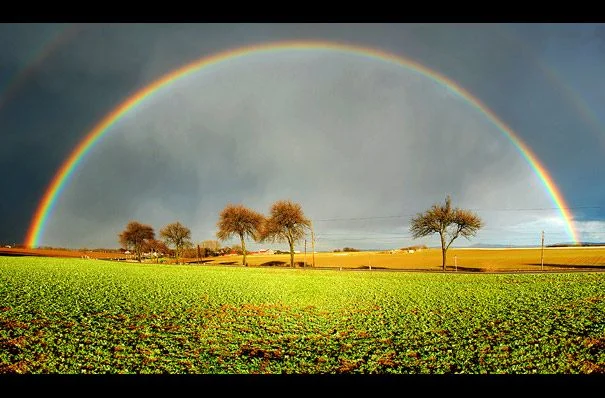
[399,245,428,251]
[118,199,312,268]
[117,195,483,270]
[333,247,360,252]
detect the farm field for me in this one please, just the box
[199,247,605,272]
[0,247,121,260]
[1,256,604,374]
[3,247,605,272]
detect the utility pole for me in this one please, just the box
[304,239,307,267]
[311,222,315,267]
[541,231,545,271]
[455,255,457,272]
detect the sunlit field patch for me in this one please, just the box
[201,247,605,272]
[1,256,604,374]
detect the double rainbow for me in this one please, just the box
[25,40,579,247]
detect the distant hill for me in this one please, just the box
[468,243,538,248]
[548,242,605,247]
[469,242,605,248]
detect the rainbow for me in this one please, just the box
[0,24,83,111]
[502,27,604,140]
[25,40,579,247]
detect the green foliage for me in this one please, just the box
[1,256,604,374]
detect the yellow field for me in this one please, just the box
[198,247,605,272]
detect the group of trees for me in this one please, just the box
[333,247,360,253]
[119,196,482,271]
[399,245,428,251]
[180,241,240,258]
[214,195,482,271]
[216,200,311,267]
[118,199,312,268]
[118,221,192,264]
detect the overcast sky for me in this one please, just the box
[1,23,604,250]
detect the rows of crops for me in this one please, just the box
[1,256,604,373]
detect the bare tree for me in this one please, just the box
[410,195,483,271]
[216,204,265,266]
[118,221,155,262]
[160,221,192,265]
[260,200,311,268]
[198,240,221,257]
[201,240,221,251]
[143,239,170,263]
[229,244,243,255]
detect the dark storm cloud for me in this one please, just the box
[0,23,176,244]
[1,23,604,247]
[42,50,560,249]
[506,23,605,224]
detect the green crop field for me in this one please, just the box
[1,256,604,374]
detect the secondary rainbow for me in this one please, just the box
[505,28,604,141]
[25,40,579,247]
[0,24,82,111]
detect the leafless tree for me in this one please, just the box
[216,204,265,266]
[160,221,192,265]
[410,195,483,271]
[143,239,170,263]
[198,240,221,257]
[118,221,155,262]
[260,200,311,268]
[201,240,221,251]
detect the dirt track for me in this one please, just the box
[0,247,126,259]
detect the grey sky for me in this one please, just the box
[1,23,604,249]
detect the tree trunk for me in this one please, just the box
[440,232,446,271]
[240,234,247,266]
[289,239,295,267]
[311,225,315,267]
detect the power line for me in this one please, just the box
[471,206,602,211]
[313,206,603,222]
[318,229,575,235]
[316,215,413,222]
[314,229,587,242]
[315,234,571,241]
[317,227,577,235]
